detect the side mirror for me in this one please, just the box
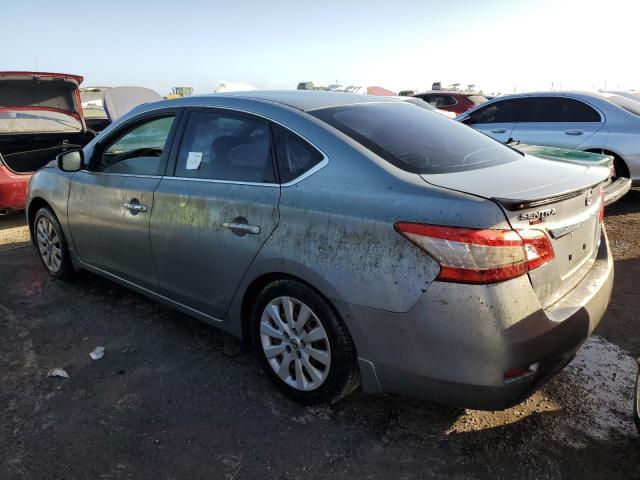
[57,149,84,172]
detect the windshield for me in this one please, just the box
[606,94,640,116]
[310,102,521,174]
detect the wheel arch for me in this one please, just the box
[27,197,53,244]
[239,271,341,351]
[583,147,629,177]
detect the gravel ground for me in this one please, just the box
[1,193,639,479]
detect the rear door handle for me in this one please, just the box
[223,222,260,235]
[490,128,506,134]
[564,129,584,136]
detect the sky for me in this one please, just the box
[2,0,639,96]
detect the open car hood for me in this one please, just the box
[103,86,162,122]
[0,71,85,134]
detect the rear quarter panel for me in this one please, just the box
[233,133,510,318]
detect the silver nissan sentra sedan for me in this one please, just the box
[26,91,613,409]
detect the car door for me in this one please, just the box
[461,98,525,143]
[150,108,280,319]
[67,110,180,289]
[511,97,604,149]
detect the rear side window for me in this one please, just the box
[525,98,601,122]
[466,98,526,124]
[175,111,275,183]
[311,102,521,174]
[272,125,324,183]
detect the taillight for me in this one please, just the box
[394,222,555,284]
[599,188,605,222]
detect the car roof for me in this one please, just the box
[126,90,410,122]
[416,91,483,96]
[486,90,618,101]
[159,90,399,113]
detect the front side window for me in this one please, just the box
[311,102,521,174]
[525,98,601,122]
[466,98,526,124]
[272,125,324,183]
[95,115,175,175]
[175,111,274,183]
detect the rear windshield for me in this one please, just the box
[467,95,488,104]
[606,95,640,116]
[310,102,521,174]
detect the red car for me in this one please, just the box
[0,71,95,215]
[412,91,488,115]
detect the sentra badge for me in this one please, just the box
[518,208,557,224]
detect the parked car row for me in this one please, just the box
[28,91,614,409]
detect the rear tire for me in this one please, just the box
[33,207,74,279]
[251,279,359,405]
[613,157,630,180]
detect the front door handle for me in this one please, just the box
[564,129,584,136]
[123,199,148,215]
[491,128,507,134]
[223,222,261,235]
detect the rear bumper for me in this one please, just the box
[339,228,614,410]
[0,165,30,212]
[603,177,632,206]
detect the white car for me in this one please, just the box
[457,91,640,183]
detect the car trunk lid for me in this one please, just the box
[421,154,609,308]
[0,71,85,134]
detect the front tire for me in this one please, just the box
[34,207,74,279]
[252,279,359,405]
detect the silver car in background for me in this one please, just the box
[456,91,640,184]
[27,92,613,409]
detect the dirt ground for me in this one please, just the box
[1,192,639,479]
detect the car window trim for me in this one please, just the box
[164,105,329,187]
[86,108,182,177]
[77,171,163,180]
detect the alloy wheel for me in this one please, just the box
[259,296,331,391]
[36,216,62,273]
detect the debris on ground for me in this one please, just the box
[89,346,106,360]
[46,367,69,378]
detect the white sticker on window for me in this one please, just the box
[186,151,202,170]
